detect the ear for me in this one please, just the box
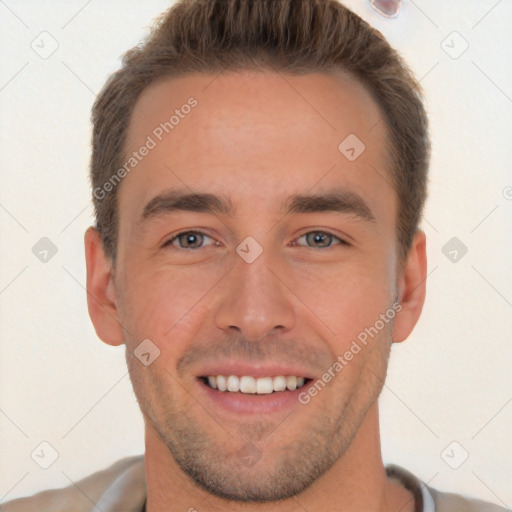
[84,226,125,346]
[392,229,427,343]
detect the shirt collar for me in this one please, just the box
[386,463,436,512]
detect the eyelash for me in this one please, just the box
[162,230,350,250]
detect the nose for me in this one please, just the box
[214,250,296,341]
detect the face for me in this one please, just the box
[96,70,413,501]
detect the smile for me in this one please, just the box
[202,375,309,394]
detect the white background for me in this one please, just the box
[0,0,511,507]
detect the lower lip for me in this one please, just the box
[196,378,311,415]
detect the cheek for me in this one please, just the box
[287,257,395,343]
[119,262,222,342]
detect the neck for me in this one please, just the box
[144,403,414,512]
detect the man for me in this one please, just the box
[2,0,507,511]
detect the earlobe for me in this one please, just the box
[392,230,427,343]
[84,226,125,346]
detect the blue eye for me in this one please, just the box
[163,231,215,250]
[294,231,348,249]
[162,230,348,251]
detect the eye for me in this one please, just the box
[293,231,349,249]
[162,231,217,250]
[162,230,348,251]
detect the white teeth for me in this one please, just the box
[256,377,274,394]
[239,376,256,393]
[286,376,297,391]
[273,375,287,392]
[216,375,227,392]
[205,375,308,394]
[226,375,240,392]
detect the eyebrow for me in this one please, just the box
[139,187,376,227]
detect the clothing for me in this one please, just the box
[1,454,507,512]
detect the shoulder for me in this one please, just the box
[386,464,508,512]
[427,485,509,512]
[0,455,145,512]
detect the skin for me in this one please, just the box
[85,70,427,511]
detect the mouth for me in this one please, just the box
[199,375,312,394]
[195,374,314,415]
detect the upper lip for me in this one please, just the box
[195,360,316,379]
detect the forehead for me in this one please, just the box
[119,70,394,229]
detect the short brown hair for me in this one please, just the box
[90,0,430,265]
